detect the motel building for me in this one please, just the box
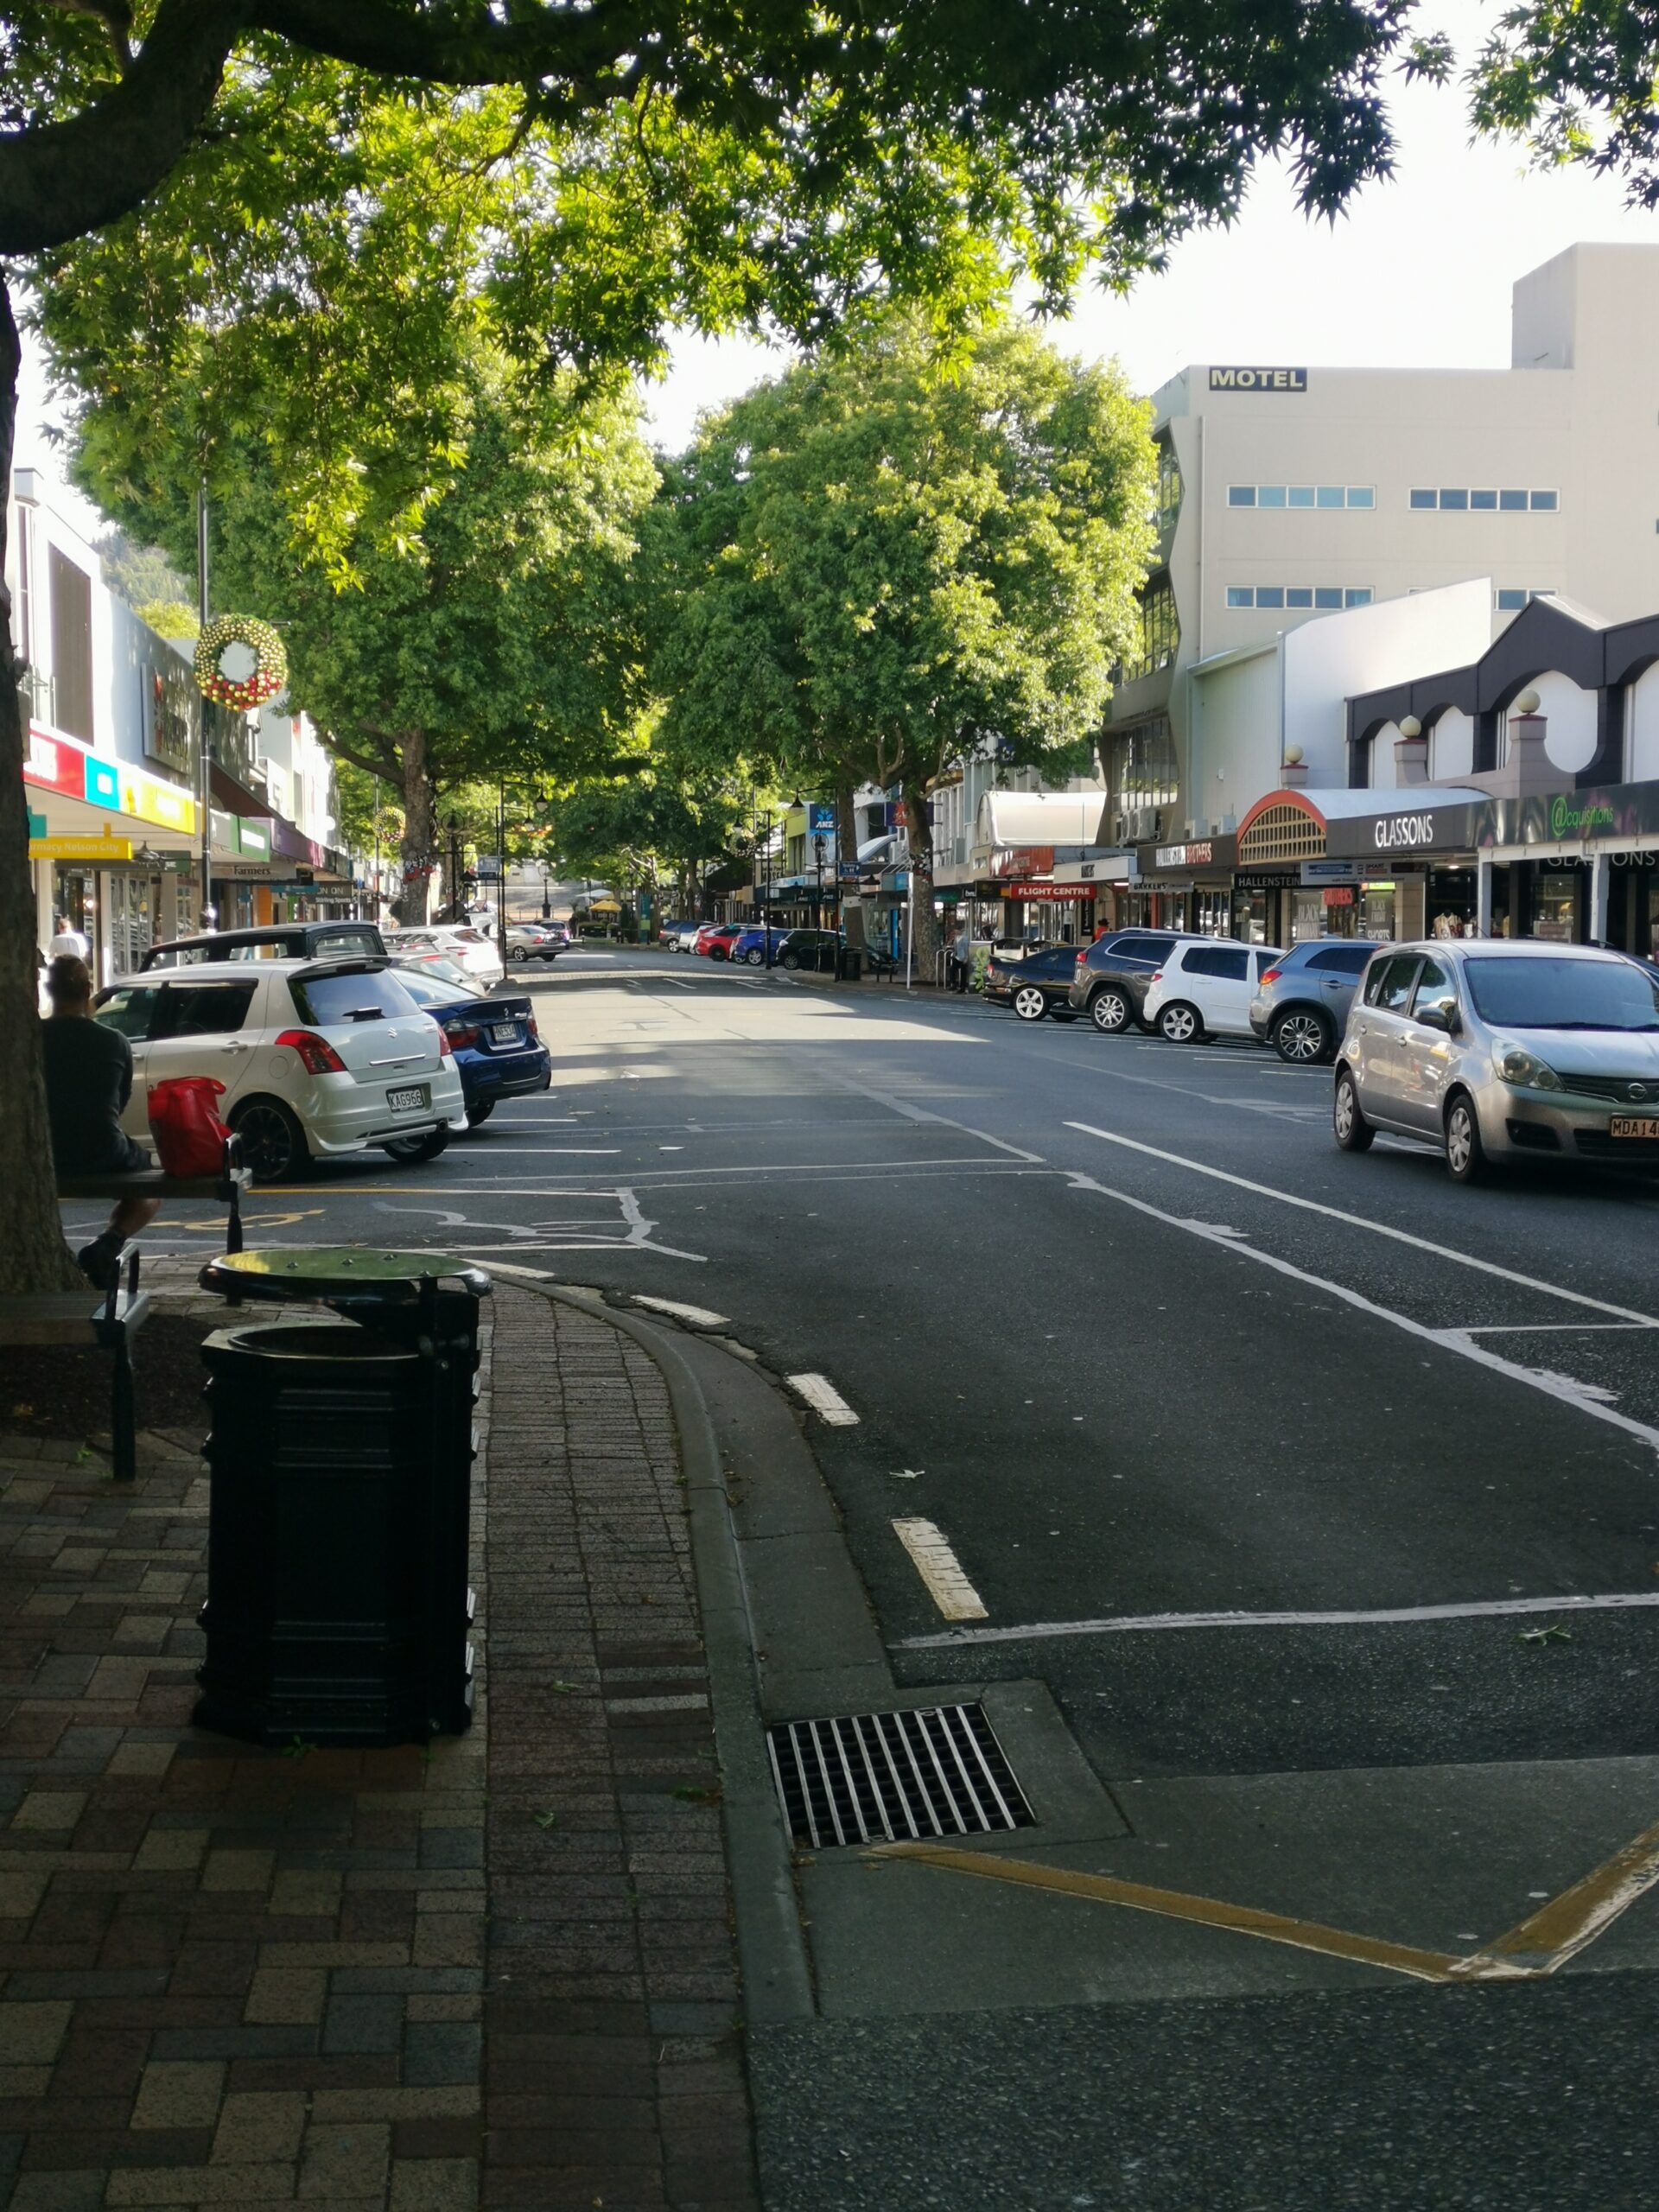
[1096,240,1659,929]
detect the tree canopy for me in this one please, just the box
[650,315,1159,963]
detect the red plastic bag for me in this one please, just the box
[147,1077,230,1178]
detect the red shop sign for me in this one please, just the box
[23,730,86,800]
[1322,886,1356,907]
[1007,882,1090,901]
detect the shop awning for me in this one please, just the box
[1236,785,1490,867]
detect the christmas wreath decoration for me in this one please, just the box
[194,614,288,712]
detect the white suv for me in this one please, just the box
[1142,941,1285,1043]
[94,957,466,1182]
[383,925,505,989]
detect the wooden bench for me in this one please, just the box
[0,1256,152,1483]
[57,1135,251,1256]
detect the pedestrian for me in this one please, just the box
[48,912,91,962]
[949,918,972,993]
[40,955,161,1289]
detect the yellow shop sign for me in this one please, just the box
[29,835,135,861]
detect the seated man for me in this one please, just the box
[41,955,160,1289]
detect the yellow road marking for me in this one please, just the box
[1457,1816,1659,1976]
[869,1844,1476,1983]
[871,1820,1659,1985]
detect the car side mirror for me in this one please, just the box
[1418,1001,1459,1035]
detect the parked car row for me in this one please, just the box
[99,925,551,1183]
[986,922,1659,1185]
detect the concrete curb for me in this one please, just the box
[487,1269,817,2027]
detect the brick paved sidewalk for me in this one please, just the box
[0,1268,758,2212]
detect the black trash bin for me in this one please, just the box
[194,1250,490,1748]
[837,947,863,982]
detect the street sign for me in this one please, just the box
[837,863,861,880]
[29,835,133,861]
[809,802,836,834]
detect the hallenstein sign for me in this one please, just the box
[1209,366,1307,393]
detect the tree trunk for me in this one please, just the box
[836,785,867,952]
[0,280,91,1294]
[393,732,435,925]
[903,779,940,981]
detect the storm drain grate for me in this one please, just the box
[766,1703,1034,1848]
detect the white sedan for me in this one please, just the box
[94,957,466,1182]
[382,925,505,990]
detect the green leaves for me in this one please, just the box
[652,313,1158,817]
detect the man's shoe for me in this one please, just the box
[77,1236,122,1292]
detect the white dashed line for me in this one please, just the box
[632,1296,729,1327]
[893,1518,988,1621]
[787,1373,860,1425]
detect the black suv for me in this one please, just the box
[142,921,385,969]
[1066,929,1210,1033]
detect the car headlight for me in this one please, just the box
[1494,1043,1563,1091]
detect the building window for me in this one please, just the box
[1230,484,1372,510]
[1108,715,1179,840]
[1495,588,1549,611]
[1410,486,1558,512]
[1225,585,1372,611]
[1122,577,1179,681]
[1156,443,1182,524]
[48,546,94,743]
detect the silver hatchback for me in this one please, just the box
[1332,940,1659,1181]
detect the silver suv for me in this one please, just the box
[1332,940,1659,1182]
[1249,938,1377,1063]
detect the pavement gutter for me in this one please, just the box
[501,1274,817,2027]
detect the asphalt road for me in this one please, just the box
[84,944,1659,2206]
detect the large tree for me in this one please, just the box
[73,347,657,923]
[0,0,1485,1291]
[652,316,1158,969]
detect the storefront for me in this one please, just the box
[1127,836,1241,935]
[25,728,203,981]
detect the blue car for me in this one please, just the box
[728,926,791,967]
[394,964,551,1127]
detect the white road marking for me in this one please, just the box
[898,1589,1659,1649]
[1065,1123,1659,1329]
[821,1070,1046,1163]
[893,1518,988,1621]
[462,1147,623,1154]
[902,1592,1659,1645]
[632,1296,729,1326]
[1066,1171,1659,1458]
[787,1372,860,1425]
[372,1187,707,1262]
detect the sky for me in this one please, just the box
[18,0,1659,512]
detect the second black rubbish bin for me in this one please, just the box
[837,946,863,982]
[194,1250,490,1749]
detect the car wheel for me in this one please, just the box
[381,1126,451,1165]
[745,947,766,966]
[1273,1007,1333,1065]
[1158,1001,1203,1044]
[510,945,529,963]
[1012,984,1048,1022]
[230,1097,309,1185]
[1089,987,1130,1034]
[1332,1065,1375,1153]
[464,1100,495,1128]
[1444,1091,1489,1184]
[781,952,801,970]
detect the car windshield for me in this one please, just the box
[290,968,422,1026]
[394,968,467,1007]
[1462,955,1659,1031]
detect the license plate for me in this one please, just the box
[1609,1116,1659,1139]
[489,1024,521,1045]
[387,1084,429,1113]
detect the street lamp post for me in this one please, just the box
[812,833,825,936]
